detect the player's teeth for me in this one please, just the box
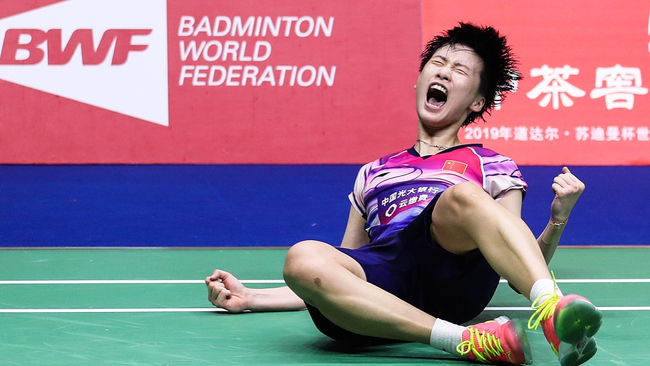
[430,85,447,95]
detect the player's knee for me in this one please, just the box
[283,240,327,289]
[440,182,487,215]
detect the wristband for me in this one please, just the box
[549,217,567,228]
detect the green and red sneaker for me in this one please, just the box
[529,294,602,366]
[458,316,533,365]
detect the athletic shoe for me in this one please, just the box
[529,293,602,366]
[457,316,533,365]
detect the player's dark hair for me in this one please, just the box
[419,22,521,126]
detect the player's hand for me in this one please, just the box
[205,269,249,313]
[549,166,585,223]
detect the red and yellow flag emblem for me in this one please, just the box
[442,160,468,175]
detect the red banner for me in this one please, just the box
[422,0,650,165]
[0,0,420,164]
[2,1,649,165]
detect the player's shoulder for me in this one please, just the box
[464,144,501,156]
[465,145,517,164]
[365,148,413,167]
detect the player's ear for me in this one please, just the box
[470,95,485,112]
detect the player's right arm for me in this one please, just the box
[339,205,369,249]
[206,269,306,312]
[207,205,368,312]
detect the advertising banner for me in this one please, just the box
[2,1,649,165]
[422,0,650,165]
[0,0,421,164]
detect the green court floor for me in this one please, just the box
[0,247,648,365]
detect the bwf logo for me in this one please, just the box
[0,29,152,65]
[0,0,169,126]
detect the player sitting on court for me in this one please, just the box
[206,23,602,366]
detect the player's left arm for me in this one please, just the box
[496,188,524,217]
[536,166,585,264]
[497,167,585,264]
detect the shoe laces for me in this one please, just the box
[528,271,560,330]
[457,322,505,362]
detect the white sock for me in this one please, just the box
[529,277,563,305]
[429,319,466,357]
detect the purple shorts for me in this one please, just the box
[305,193,500,342]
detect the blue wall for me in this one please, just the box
[1,165,648,247]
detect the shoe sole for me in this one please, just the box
[511,319,534,365]
[554,298,602,366]
[554,298,602,344]
[558,337,597,366]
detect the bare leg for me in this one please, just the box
[284,182,550,344]
[283,240,436,344]
[431,182,551,299]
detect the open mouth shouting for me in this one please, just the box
[426,83,448,110]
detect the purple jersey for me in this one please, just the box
[349,144,527,241]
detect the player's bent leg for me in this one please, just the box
[284,241,533,365]
[431,182,550,299]
[283,240,369,312]
[283,240,368,297]
[283,240,434,343]
[430,183,602,365]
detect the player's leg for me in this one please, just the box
[431,181,549,297]
[283,240,434,343]
[283,239,532,364]
[431,182,601,366]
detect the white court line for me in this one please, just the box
[485,306,650,311]
[529,279,650,284]
[0,280,285,285]
[0,279,649,285]
[1,279,647,313]
[1,306,649,314]
[0,308,227,313]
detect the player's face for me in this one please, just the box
[415,44,485,129]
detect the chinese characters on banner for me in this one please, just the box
[422,0,650,165]
[465,65,649,144]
